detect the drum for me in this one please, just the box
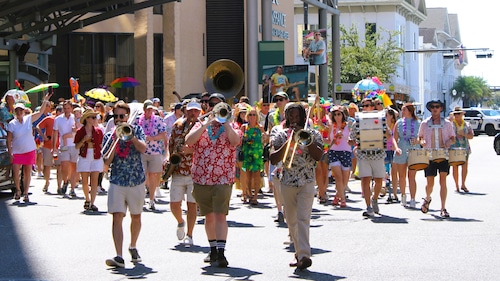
[429,148,448,163]
[448,148,467,166]
[355,111,386,150]
[408,149,429,170]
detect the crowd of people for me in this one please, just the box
[0,89,474,271]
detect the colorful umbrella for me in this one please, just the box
[110,77,140,88]
[2,89,31,107]
[25,83,59,94]
[85,88,118,102]
[353,79,383,92]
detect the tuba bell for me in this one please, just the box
[203,59,244,100]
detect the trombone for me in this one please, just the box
[283,106,313,169]
[102,110,138,160]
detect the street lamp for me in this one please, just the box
[452,89,466,107]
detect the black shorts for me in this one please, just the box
[424,160,450,177]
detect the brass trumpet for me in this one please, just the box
[197,102,232,124]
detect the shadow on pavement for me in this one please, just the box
[172,244,210,254]
[424,214,482,222]
[371,214,409,224]
[108,262,157,278]
[0,193,36,280]
[289,269,345,280]
[201,265,262,279]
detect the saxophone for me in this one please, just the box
[162,118,195,182]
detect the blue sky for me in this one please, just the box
[426,0,499,86]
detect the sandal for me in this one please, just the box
[84,201,90,210]
[332,197,339,206]
[421,197,431,214]
[318,197,327,204]
[23,194,29,203]
[461,186,469,193]
[250,199,258,206]
[440,209,450,218]
[14,190,21,200]
[340,201,347,208]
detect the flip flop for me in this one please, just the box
[421,197,431,214]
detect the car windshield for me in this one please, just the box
[482,110,498,116]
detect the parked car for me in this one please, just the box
[463,108,500,136]
[0,138,16,194]
[494,133,500,155]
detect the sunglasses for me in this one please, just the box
[362,104,373,107]
[262,104,270,107]
[315,33,321,36]
[375,103,382,106]
[275,98,284,102]
[248,113,257,116]
[333,112,343,116]
[430,105,441,109]
[88,116,97,119]
[208,102,218,108]
[115,114,128,119]
[453,112,462,115]
[201,100,209,103]
[95,106,102,108]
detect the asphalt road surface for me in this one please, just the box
[0,135,499,280]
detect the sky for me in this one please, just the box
[426,0,500,86]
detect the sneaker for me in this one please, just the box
[183,235,193,247]
[371,198,379,214]
[62,181,68,194]
[37,172,43,178]
[409,199,416,208]
[90,205,99,212]
[363,207,374,217]
[274,212,285,223]
[176,221,185,240]
[283,236,293,245]
[98,186,107,194]
[42,183,49,193]
[105,256,125,268]
[69,189,76,197]
[57,188,63,195]
[216,251,229,268]
[203,252,217,263]
[401,194,407,206]
[129,248,142,262]
[149,200,156,211]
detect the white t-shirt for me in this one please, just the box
[53,113,75,148]
[7,115,36,154]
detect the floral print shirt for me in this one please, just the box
[134,114,166,155]
[103,125,146,187]
[271,126,322,187]
[191,122,242,185]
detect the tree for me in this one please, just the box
[333,24,403,83]
[452,76,491,107]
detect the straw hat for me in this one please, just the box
[80,109,99,124]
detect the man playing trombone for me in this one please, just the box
[103,102,147,268]
[269,103,323,270]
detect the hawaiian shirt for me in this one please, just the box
[450,120,472,154]
[191,122,242,185]
[170,117,196,176]
[0,103,13,130]
[418,117,455,149]
[271,126,322,187]
[134,114,166,155]
[103,125,146,187]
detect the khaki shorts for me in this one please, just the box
[192,183,232,216]
[107,183,146,215]
[170,174,196,203]
[141,153,164,173]
[58,146,78,163]
[42,147,54,167]
[358,158,385,179]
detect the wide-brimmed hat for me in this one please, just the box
[330,105,343,113]
[425,99,444,111]
[80,109,99,124]
[451,106,465,114]
[14,102,26,110]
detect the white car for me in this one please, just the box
[463,108,500,136]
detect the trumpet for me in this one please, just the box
[197,102,232,124]
[283,107,313,169]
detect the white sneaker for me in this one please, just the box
[409,199,416,208]
[401,194,407,206]
[177,221,185,240]
[183,235,193,247]
[148,200,156,211]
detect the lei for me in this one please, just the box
[332,121,346,145]
[207,124,225,142]
[402,118,415,142]
[112,135,131,158]
[138,114,156,136]
[453,119,465,138]
[272,108,281,126]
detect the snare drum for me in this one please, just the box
[408,149,429,170]
[448,148,467,166]
[429,148,448,163]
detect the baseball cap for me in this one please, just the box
[14,102,26,110]
[186,101,201,111]
[174,103,182,110]
[143,99,153,110]
[273,92,289,101]
[209,93,226,103]
[151,97,160,103]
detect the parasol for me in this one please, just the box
[3,89,31,107]
[85,88,118,102]
[353,79,384,92]
[25,83,60,94]
[110,77,140,88]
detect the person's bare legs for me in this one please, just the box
[148,172,161,202]
[408,169,417,200]
[90,171,99,206]
[130,214,142,248]
[111,213,125,257]
[22,164,31,197]
[439,172,448,211]
[81,172,90,202]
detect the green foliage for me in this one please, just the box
[334,24,403,83]
[452,76,491,107]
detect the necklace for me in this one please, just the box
[207,124,225,142]
[112,135,131,158]
[332,122,346,145]
[139,114,156,136]
[402,118,415,142]
[453,119,465,137]
[273,108,281,125]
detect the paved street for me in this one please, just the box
[1,135,499,281]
